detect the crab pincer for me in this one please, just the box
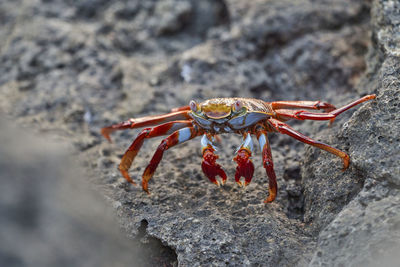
[233,133,255,187]
[201,147,227,186]
[233,148,255,187]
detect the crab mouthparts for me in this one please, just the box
[205,111,231,119]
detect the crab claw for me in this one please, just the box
[233,148,255,187]
[201,148,227,186]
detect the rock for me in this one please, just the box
[310,180,400,266]
[0,117,177,267]
[308,0,400,265]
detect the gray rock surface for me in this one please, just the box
[309,0,400,265]
[0,0,398,266]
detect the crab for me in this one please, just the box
[101,94,376,203]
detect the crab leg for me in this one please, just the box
[256,128,278,203]
[142,127,201,193]
[201,134,227,186]
[268,118,350,169]
[233,133,255,187]
[273,94,376,121]
[101,110,192,142]
[119,121,193,184]
[271,100,336,112]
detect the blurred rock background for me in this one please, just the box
[0,118,177,267]
[0,0,399,266]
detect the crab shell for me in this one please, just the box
[189,98,274,133]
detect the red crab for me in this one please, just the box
[101,94,376,203]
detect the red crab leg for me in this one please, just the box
[201,134,227,186]
[233,133,255,187]
[142,127,201,193]
[119,121,193,184]
[268,118,350,169]
[256,128,278,203]
[270,100,336,112]
[273,94,376,121]
[101,110,192,142]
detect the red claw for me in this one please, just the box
[201,148,227,186]
[233,149,255,187]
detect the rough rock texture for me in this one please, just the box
[308,0,400,265]
[0,0,399,266]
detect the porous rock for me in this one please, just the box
[307,0,400,265]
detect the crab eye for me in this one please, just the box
[232,100,243,112]
[189,100,197,112]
